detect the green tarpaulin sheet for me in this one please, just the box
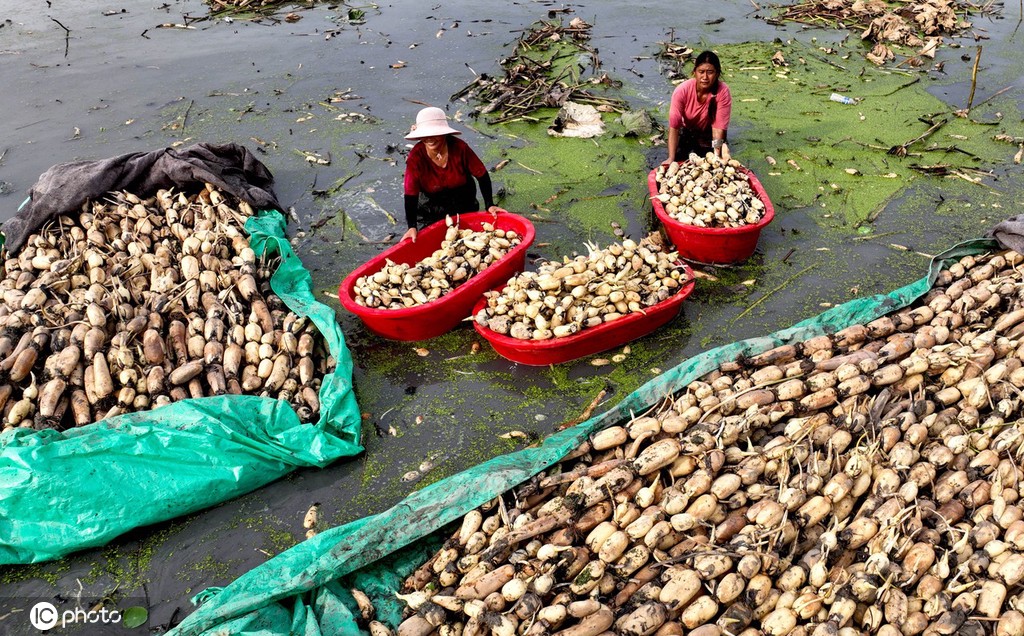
[166,238,996,635]
[0,210,363,565]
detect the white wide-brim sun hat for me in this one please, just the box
[405,106,462,140]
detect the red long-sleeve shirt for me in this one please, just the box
[403,136,487,197]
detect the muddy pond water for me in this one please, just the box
[1,0,1023,632]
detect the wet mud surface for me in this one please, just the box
[1,0,1023,632]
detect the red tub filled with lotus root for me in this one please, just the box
[648,162,774,264]
[338,212,535,341]
[472,260,696,366]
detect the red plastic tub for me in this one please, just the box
[338,212,536,341]
[472,263,696,366]
[648,166,774,264]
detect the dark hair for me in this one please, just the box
[693,50,722,74]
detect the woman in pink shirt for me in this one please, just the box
[400,107,506,242]
[665,50,732,164]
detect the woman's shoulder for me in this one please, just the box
[407,141,426,160]
[405,143,428,175]
[448,136,472,152]
[450,136,482,162]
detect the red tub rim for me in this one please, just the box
[338,212,536,321]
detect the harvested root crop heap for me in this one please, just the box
[473,234,688,340]
[0,185,331,432]
[376,249,1024,636]
[654,155,766,229]
[353,221,522,310]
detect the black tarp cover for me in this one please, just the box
[2,142,282,254]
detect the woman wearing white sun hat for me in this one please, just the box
[400,106,507,242]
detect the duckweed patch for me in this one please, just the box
[694,258,770,304]
[59,517,192,592]
[346,431,524,515]
[358,452,390,494]
[462,125,658,264]
[81,544,150,591]
[229,515,298,556]
[349,328,486,406]
[0,559,70,587]
[156,81,384,181]
[180,555,246,585]
[690,39,1024,227]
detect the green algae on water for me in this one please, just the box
[706,40,1024,227]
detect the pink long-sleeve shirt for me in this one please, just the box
[668,78,732,142]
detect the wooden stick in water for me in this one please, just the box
[965,45,982,113]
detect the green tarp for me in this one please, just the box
[166,238,996,635]
[0,210,363,565]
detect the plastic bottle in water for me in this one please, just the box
[830,93,857,105]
